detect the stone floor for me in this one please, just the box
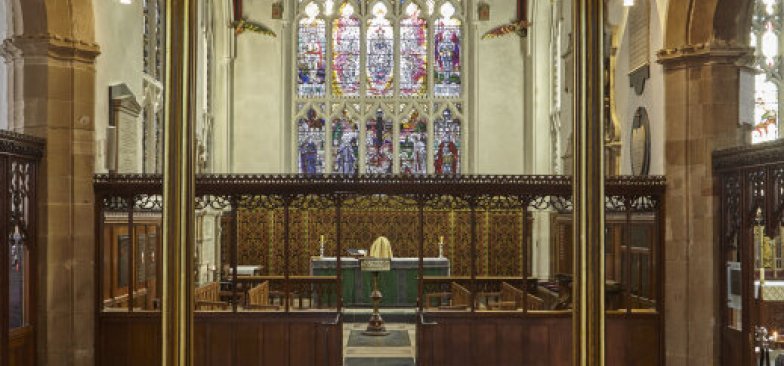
[343,322,416,366]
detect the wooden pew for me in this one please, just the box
[484,282,545,311]
[194,282,230,311]
[425,282,471,310]
[244,281,279,310]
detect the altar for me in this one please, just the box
[310,257,450,307]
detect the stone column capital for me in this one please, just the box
[657,40,754,70]
[9,33,100,63]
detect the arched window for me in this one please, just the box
[294,0,465,174]
[751,0,781,144]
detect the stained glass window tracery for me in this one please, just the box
[366,3,395,96]
[751,0,781,143]
[332,109,360,174]
[400,110,428,174]
[365,108,394,173]
[434,3,461,97]
[294,0,465,174]
[297,3,327,97]
[297,108,326,174]
[400,3,428,97]
[434,108,461,174]
[332,3,361,96]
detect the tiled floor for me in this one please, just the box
[343,322,416,366]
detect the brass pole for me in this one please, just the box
[572,0,605,365]
[162,0,197,364]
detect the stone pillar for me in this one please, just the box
[10,34,100,366]
[658,45,751,366]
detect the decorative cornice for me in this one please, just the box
[657,42,753,69]
[0,130,46,158]
[93,174,667,197]
[8,33,100,63]
[713,139,784,172]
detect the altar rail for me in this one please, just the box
[94,174,666,366]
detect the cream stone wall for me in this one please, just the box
[613,0,665,175]
[230,0,285,173]
[218,0,545,175]
[93,0,145,173]
[0,0,8,130]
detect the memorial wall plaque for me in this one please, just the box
[631,107,651,176]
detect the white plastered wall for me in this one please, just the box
[93,0,145,173]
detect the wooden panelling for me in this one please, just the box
[606,314,661,366]
[98,312,341,366]
[418,313,660,366]
[8,327,34,366]
[418,313,574,366]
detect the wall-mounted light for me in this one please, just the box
[623,0,635,6]
[120,0,132,4]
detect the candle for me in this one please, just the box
[439,235,444,244]
[320,234,325,243]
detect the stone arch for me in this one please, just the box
[664,0,753,49]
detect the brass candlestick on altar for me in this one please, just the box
[319,235,325,257]
[438,235,444,258]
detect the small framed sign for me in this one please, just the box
[360,258,391,272]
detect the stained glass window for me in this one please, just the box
[297,108,326,174]
[400,110,428,174]
[434,3,461,97]
[332,3,361,96]
[400,3,427,97]
[332,109,359,174]
[366,3,394,96]
[366,108,393,173]
[434,108,461,174]
[294,0,467,174]
[297,3,327,97]
[751,0,781,143]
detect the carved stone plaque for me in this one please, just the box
[630,107,650,176]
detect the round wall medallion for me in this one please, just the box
[630,107,650,176]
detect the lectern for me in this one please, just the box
[362,236,393,336]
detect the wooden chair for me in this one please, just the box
[425,282,471,310]
[245,281,279,310]
[194,282,230,311]
[526,293,545,311]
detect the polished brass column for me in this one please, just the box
[162,0,197,365]
[572,0,605,365]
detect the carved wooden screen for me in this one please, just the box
[0,132,43,366]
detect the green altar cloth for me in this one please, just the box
[310,257,450,307]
